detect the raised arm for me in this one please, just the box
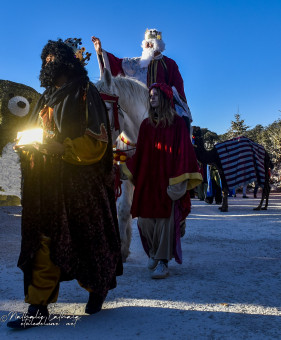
[91,36,102,55]
[91,35,124,77]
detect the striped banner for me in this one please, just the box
[215,136,266,190]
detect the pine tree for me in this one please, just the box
[227,113,249,138]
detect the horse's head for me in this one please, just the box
[95,69,149,144]
[192,126,202,146]
[192,126,202,137]
[95,68,115,95]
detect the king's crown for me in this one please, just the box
[64,38,91,65]
[145,29,162,41]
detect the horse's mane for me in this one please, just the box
[96,74,149,110]
[113,75,149,102]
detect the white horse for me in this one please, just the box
[95,69,149,261]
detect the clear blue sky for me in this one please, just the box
[1,0,281,134]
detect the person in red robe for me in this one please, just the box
[122,83,202,279]
[91,29,192,130]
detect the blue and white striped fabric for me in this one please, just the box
[214,136,265,190]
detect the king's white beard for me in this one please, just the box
[139,48,155,68]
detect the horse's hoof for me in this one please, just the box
[122,253,129,263]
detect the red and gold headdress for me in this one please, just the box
[149,83,175,108]
[149,83,174,106]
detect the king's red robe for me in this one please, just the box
[100,51,187,102]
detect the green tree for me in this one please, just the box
[263,119,281,164]
[227,113,250,138]
[245,124,264,144]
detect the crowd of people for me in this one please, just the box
[194,163,268,203]
[6,27,274,331]
[7,28,202,330]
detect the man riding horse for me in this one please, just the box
[92,28,192,131]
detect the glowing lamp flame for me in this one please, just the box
[16,128,43,146]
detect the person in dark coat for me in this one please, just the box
[7,38,123,329]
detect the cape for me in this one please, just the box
[18,77,123,296]
[29,77,109,142]
[126,115,202,219]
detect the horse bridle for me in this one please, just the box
[100,92,122,132]
[100,92,137,152]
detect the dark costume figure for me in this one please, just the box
[7,39,122,329]
[196,162,208,201]
[122,83,202,279]
[205,164,222,204]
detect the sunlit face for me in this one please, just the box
[45,54,55,64]
[150,88,159,108]
[144,41,154,49]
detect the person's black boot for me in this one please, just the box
[85,292,107,315]
[7,304,49,329]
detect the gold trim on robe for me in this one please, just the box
[62,135,107,165]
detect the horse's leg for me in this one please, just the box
[117,180,134,262]
[254,189,264,211]
[261,185,270,210]
[219,187,228,212]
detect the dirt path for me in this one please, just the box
[0,193,281,339]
